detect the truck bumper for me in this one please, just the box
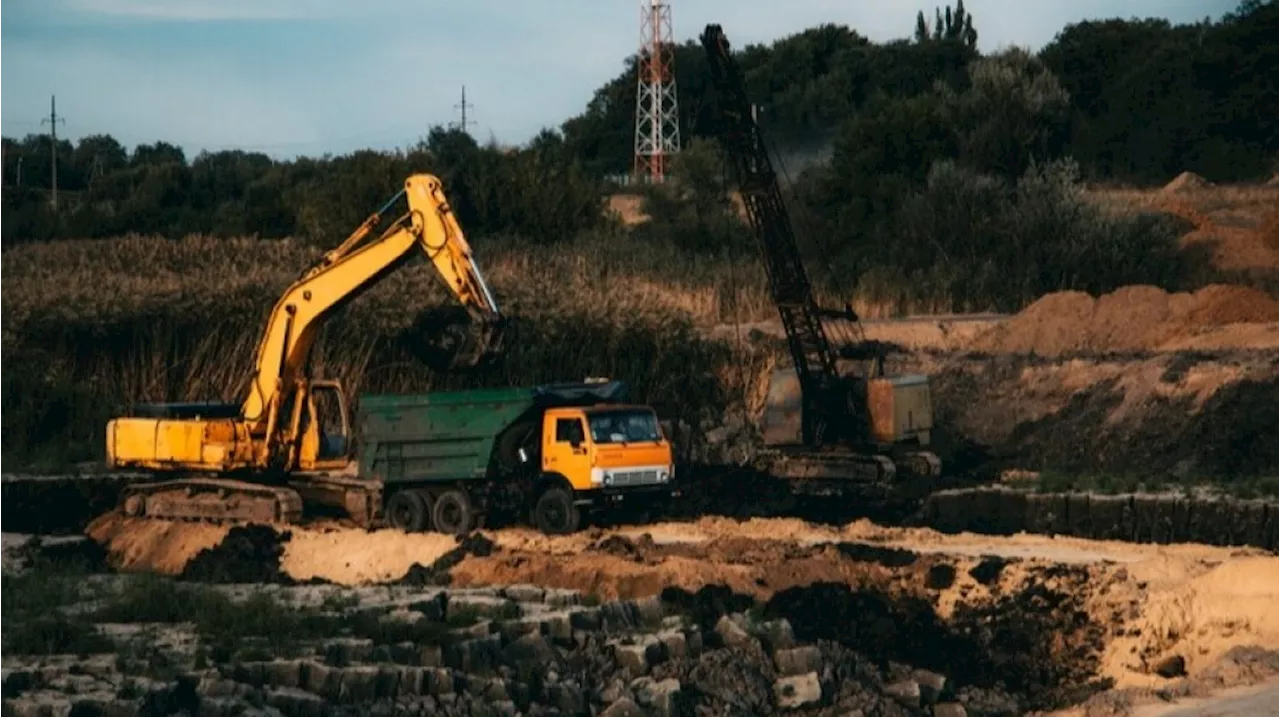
[575,484,680,509]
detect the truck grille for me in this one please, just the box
[609,469,662,486]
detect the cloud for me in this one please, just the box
[62,0,474,22]
[63,0,393,21]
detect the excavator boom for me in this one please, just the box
[241,174,504,435]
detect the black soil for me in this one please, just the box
[657,565,1111,713]
[180,525,294,584]
[398,532,497,587]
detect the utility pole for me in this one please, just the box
[451,86,476,134]
[41,95,66,211]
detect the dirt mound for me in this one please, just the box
[972,284,1277,356]
[1163,172,1214,193]
[932,351,1278,479]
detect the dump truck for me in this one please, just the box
[316,379,678,534]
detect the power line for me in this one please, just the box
[40,95,65,212]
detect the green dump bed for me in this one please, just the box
[355,381,629,485]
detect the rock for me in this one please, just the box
[300,662,334,699]
[502,584,546,603]
[374,666,401,699]
[456,619,494,639]
[545,613,573,642]
[656,630,687,660]
[598,678,632,704]
[774,646,824,676]
[759,619,796,651]
[446,636,502,672]
[634,595,666,625]
[548,683,585,714]
[714,615,754,649]
[600,600,640,629]
[774,672,822,710]
[884,680,921,709]
[613,643,651,677]
[481,677,509,702]
[933,703,967,717]
[424,668,454,696]
[397,667,424,696]
[543,589,582,608]
[489,700,518,716]
[409,594,447,621]
[1154,654,1187,678]
[600,697,645,717]
[913,669,946,704]
[504,632,558,667]
[569,609,602,632]
[338,666,379,704]
[498,616,544,641]
[633,677,682,717]
[265,687,323,717]
[4,695,73,717]
[323,638,374,667]
[261,660,303,689]
[418,645,443,668]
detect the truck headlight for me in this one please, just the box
[591,468,605,486]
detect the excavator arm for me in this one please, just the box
[241,174,505,436]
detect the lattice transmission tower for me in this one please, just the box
[632,0,681,184]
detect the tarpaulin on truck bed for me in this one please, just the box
[532,380,630,406]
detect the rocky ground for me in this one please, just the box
[0,540,1038,717]
[4,510,1277,717]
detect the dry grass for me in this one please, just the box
[0,232,787,466]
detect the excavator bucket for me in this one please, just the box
[406,306,510,372]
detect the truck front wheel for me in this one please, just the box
[432,489,475,535]
[533,487,580,535]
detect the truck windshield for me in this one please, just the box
[587,409,662,444]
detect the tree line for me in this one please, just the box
[1,0,1274,248]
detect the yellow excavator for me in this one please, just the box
[105,174,507,525]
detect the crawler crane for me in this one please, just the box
[105,174,508,526]
[700,25,943,494]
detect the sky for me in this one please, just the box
[1,0,1241,159]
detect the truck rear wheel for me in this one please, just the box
[533,487,580,535]
[432,489,475,535]
[386,490,429,532]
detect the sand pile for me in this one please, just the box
[973,284,1278,355]
[1100,555,1279,687]
[1163,172,1213,193]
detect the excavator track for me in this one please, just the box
[118,477,304,526]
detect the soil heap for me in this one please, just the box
[972,284,1278,356]
[1163,171,1214,193]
